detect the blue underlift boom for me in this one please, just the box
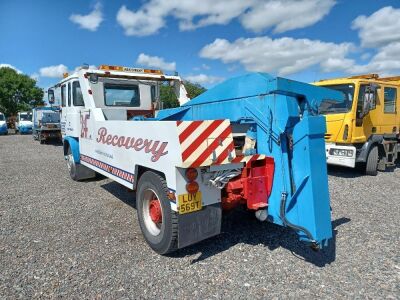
[157,73,344,249]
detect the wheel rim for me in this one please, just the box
[142,188,163,236]
[66,153,74,172]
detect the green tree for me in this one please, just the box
[160,81,206,108]
[184,81,206,99]
[0,67,44,116]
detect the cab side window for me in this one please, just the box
[61,85,66,107]
[384,87,396,113]
[73,81,84,106]
[68,83,71,107]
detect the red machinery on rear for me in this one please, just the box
[222,156,274,210]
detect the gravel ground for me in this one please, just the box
[0,134,399,299]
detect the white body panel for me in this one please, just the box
[79,108,181,190]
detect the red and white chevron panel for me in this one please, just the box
[176,120,236,167]
[80,154,135,183]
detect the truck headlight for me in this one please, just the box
[330,148,353,157]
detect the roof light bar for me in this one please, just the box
[98,65,163,75]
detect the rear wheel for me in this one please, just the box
[366,145,378,176]
[136,171,178,255]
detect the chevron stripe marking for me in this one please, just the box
[178,120,203,143]
[182,120,225,161]
[189,125,233,167]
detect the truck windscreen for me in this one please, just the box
[20,114,32,121]
[318,84,355,114]
[43,112,60,123]
[104,84,140,107]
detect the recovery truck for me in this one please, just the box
[54,65,342,255]
[32,107,61,143]
[314,74,400,175]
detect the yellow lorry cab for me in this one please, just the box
[314,74,399,175]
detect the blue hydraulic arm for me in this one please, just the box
[157,73,343,248]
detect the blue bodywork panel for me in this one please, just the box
[63,136,80,163]
[0,123,7,134]
[19,125,32,134]
[157,73,344,248]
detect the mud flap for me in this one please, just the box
[178,203,221,248]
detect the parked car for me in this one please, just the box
[15,111,33,134]
[0,112,8,135]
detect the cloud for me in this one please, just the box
[116,0,335,36]
[136,53,176,71]
[241,0,336,34]
[70,3,103,31]
[348,42,400,75]
[116,5,166,36]
[200,36,353,76]
[352,6,400,48]
[185,74,224,85]
[39,64,68,78]
[193,64,211,71]
[0,63,22,73]
[30,73,40,81]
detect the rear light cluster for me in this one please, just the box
[185,168,199,194]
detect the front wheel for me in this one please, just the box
[136,171,178,255]
[66,146,95,181]
[366,145,378,176]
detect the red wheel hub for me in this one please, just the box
[149,199,162,224]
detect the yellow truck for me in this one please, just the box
[314,74,399,175]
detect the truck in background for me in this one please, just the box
[32,107,61,143]
[15,111,33,134]
[52,64,341,254]
[0,112,8,135]
[314,74,399,175]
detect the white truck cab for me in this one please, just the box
[15,111,33,134]
[53,65,272,254]
[0,112,7,135]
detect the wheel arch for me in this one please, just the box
[356,135,384,163]
[63,136,80,163]
[134,165,166,190]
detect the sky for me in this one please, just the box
[1,0,399,92]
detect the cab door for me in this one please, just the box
[379,85,398,134]
[354,83,379,140]
[397,86,400,134]
[60,83,67,136]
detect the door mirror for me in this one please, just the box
[356,83,379,126]
[48,89,55,104]
[361,84,380,117]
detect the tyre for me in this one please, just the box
[65,146,95,181]
[366,145,378,176]
[136,171,178,255]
